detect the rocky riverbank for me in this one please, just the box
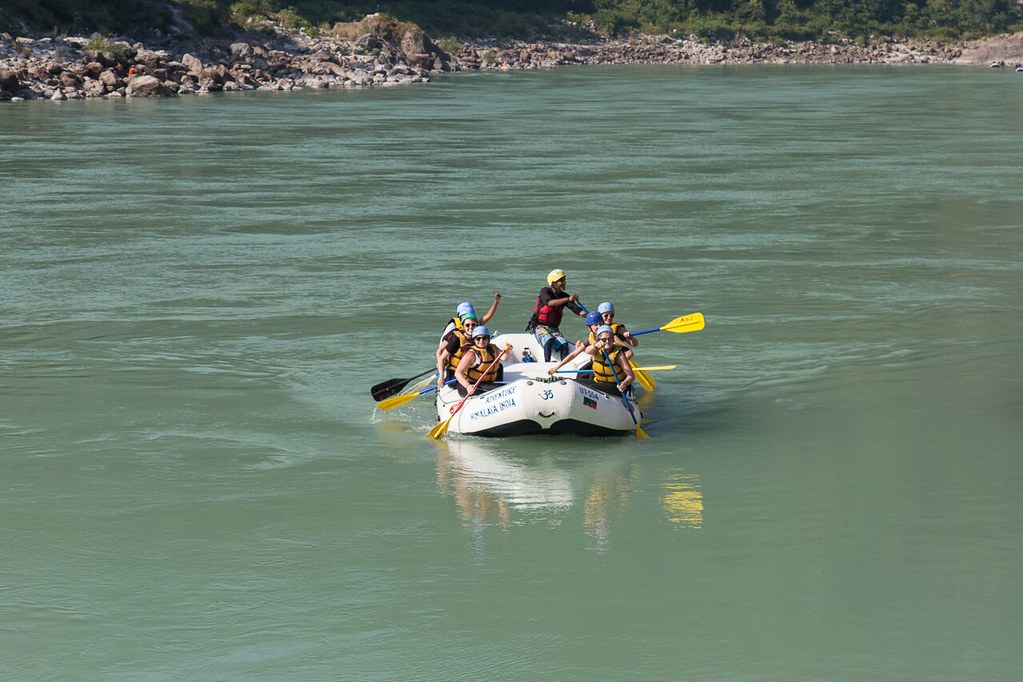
[2,16,1021,103]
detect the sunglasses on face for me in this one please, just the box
[474,336,490,342]
[598,335,613,342]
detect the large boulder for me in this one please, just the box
[0,67,21,92]
[125,74,167,97]
[181,53,204,77]
[98,69,121,88]
[330,13,449,70]
[230,42,252,59]
[400,29,440,69]
[134,47,169,69]
[83,78,107,97]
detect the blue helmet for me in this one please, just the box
[585,311,602,326]
[455,301,475,317]
[472,325,491,339]
[595,324,614,337]
[597,301,615,314]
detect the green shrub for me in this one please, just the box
[277,6,313,29]
[437,36,461,53]
[86,35,126,59]
[230,0,275,25]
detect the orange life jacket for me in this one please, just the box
[464,343,501,384]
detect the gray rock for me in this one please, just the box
[181,53,203,77]
[230,42,252,59]
[0,67,20,91]
[99,70,120,87]
[59,71,81,88]
[125,74,166,97]
[83,78,106,97]
[135,48,169,69]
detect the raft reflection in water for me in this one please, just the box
[433,440,704,547]
[434,439,574,531]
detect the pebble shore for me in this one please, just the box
[1,20,1018,103]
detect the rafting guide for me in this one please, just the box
[525,268,586,361]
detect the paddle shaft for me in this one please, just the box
[601,348,641,427]
[378,379,457,411]
[555,365,676,373]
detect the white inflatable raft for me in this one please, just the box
[434,333,641,437]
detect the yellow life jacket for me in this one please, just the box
[465,343,501,384]
[591,346,624,384]
[445,331,471,372]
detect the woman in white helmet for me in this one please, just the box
[525,268,586,361]
[439,294,502,343]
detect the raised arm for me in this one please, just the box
[480,292,501,325]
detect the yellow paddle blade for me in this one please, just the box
[636,370,656,392]
[661,312,705,334]
[635,425,650,439]
[632,364,677,371]
[630,359,656,392]
[426,415,453,440]
[378,391,421,411]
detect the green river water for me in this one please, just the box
[2,65,1022,680]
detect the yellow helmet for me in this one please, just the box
[546,268,566,286]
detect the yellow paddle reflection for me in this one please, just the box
[662,471,703,528]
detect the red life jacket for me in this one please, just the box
[528,287,566,329]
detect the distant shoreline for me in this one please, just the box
[2,27,1021,103]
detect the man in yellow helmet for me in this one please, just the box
[526,268,586,361]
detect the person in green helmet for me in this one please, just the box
[437,314,479,389]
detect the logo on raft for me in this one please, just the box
[469,396,517,421]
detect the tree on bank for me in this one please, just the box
[1,0,1021,42]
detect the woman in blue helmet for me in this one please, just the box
[454,325,505,396]
[594,302,637,348]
